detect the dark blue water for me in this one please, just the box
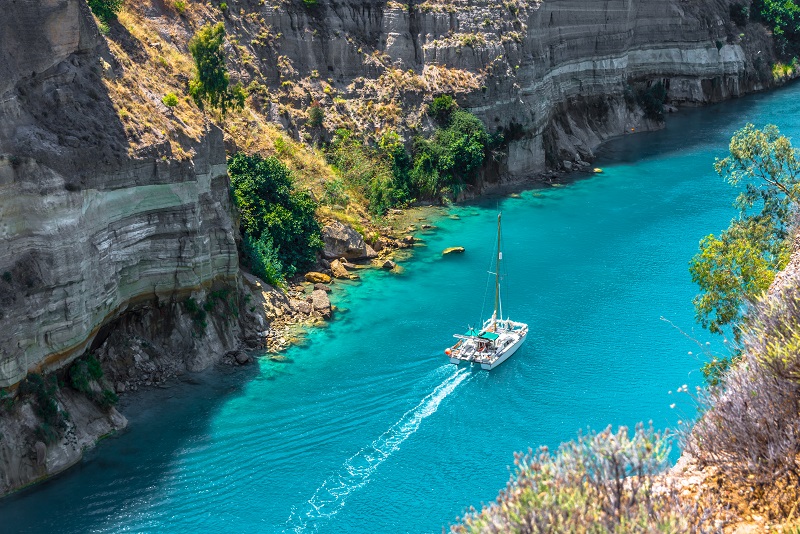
[4,82,800,533]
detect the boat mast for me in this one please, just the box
[493,213,501,329]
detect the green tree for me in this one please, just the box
[228,153,322,278]
[410,109,489,198]
[188,23,245,115]
[88,0,123,23]
[327,129,409,215]
[427,94,456,124]
[752,0,800,56]
[690,124,800,338]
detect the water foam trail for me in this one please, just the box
[285,367,471,533]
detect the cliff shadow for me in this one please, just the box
[0,362,263,534]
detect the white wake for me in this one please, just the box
[285,367,471,533]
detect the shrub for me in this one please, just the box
[455,424,702,532]
[219,2,228,11]
[162,92,179,108]
[88,0,123,23]
[730,3,749,26]
[184,297,208,330]
[428,94,456,124]
[19,373,67,444]
[322,178,350,207]
[228,152,322,277]
[752,0,800,57]
[635,81,666,121]
[242,233,286,288]
[410,110,488,198]
[308,104,324,128]
[688,282,800,518]
[302,0,318,7]
[173,0,187,14]
[327,129,409,214]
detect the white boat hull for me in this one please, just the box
[480,332,526,370]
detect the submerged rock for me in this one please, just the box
[443,247,466,255]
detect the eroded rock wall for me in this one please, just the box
[239,0,775,177]
[0,1,240,388]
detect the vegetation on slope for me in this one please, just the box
[690,124,798,382]
[454,425,701,533]
[228,152,322,287]
[751,0,800,57]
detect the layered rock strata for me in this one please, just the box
[0,1,243,495]
[240,0,777,177]
[0,1,239,388]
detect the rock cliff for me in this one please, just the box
[225,0,776,178]
[0,1,245,495]
[0,1,239,388]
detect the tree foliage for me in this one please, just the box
[752,0,800,57]
[88,0,123,22]
[410,110,489,198]
[327,129,409,215]
[188,23,245,115]
[428,94,457,124]
[690,124,799,338]
[228,153,322,281]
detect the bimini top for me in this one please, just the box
[464,328,499,341]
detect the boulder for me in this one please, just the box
[310,289,332,318]
[402,235,415,244]
[563,160,573,171]
[314,283,332,292]
[380,259,396,270]
[235,351,251,365]
[443,247,466,255]
[292,300,313,315]
[305,272,331,284]
[322,221,376,260]
[330,259,350,279]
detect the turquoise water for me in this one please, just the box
[4,82,800,533]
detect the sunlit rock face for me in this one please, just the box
[252,0,773,177]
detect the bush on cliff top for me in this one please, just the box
[229,152,322,283]
[688,281,800,519]
[454,424,703,533]
[88,0,123,23]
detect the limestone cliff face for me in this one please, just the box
[237,0,776,178]
[0,1,239,388]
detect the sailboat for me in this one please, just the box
[444,213,528,370]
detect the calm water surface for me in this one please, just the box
[4,83,800,533]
